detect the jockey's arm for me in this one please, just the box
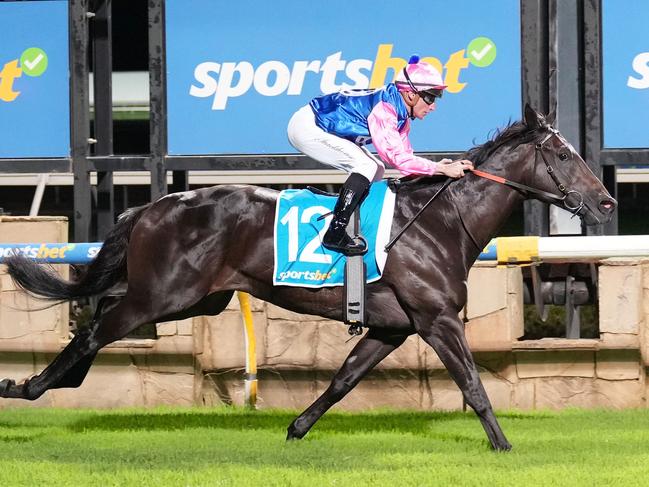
[367,102,438,176]
[367,102,472,178]
[367,102,473,178]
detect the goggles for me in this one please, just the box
[400,66,444,105]
[418,88,444,105]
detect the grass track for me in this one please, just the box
[1,407,649,486]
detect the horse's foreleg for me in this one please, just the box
[416,313,512,451]
[287,327,410,440]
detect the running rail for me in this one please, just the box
[478,235,649,263]
[3,236,648,266]
[2,236,648,265]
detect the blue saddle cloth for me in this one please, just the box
[273,180,395,287]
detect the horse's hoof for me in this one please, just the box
[495,442,512,452]
[286,425,305,441]
[286,431,303,441]
[0,379,15,396]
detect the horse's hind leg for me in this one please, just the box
[0,297,177,400]
[416,312,511,451]
[0,290,234,401]
[0,295,125,399]
[287,327,409,440]
[0,318,101,399]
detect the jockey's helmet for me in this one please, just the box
[394,55,446,104]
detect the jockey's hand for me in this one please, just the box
[437,158,475,178]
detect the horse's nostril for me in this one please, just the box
[599,199,617,213]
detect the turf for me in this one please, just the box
[1,407,649,486]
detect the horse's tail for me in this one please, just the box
[4,204,150,301]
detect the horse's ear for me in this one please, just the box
[545,100,557,125]
[524,103,543,130]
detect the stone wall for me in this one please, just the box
[1,217,648,411]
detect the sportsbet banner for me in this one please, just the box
[166,0,521,155]
[0,0,70,158]
[0,243,102,264]
[602,0,649,149]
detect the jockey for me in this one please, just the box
[287,55,474,256]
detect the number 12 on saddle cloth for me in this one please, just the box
[273,181,395,288]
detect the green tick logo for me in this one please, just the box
[466,37,497,68]
[20,47,48,77]
[0,47,48,102]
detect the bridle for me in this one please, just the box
[384,126,589,253]
[534,128,585,215]
[472,127,585,218]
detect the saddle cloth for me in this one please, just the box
[273,180,395,287]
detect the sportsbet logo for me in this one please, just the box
[0,243,101,262]
[277,269,336,282]
[0,243,75,260]
[0,47,48,102]
[190,39,497,110]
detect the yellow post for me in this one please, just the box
[237,291,257,408]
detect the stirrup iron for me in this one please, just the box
[347,323,363,336]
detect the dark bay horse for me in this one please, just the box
[2,105,616,451]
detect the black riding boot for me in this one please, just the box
[322,173,371,256]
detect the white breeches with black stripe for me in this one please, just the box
[287,104,385,183]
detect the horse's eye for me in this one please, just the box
[559,153,569,161]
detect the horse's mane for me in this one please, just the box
[463,120,538,167]
[395,118,541,189]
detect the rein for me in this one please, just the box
[384,178,453,252]
[470,168,564,204]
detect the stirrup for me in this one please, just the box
[347,323,363,336]
[323,234,368,256]
[344,235,368,256]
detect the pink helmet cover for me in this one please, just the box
[394,55,446,92]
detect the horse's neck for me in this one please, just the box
[452,146,533,262]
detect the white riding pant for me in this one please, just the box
[287,104,385,182]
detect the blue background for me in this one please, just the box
[166,0,521,155]
[602,0,649,149]
[0,1,70,158]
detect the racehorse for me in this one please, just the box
[1,105,616,451]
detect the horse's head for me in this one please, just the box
[524,104,617,225]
